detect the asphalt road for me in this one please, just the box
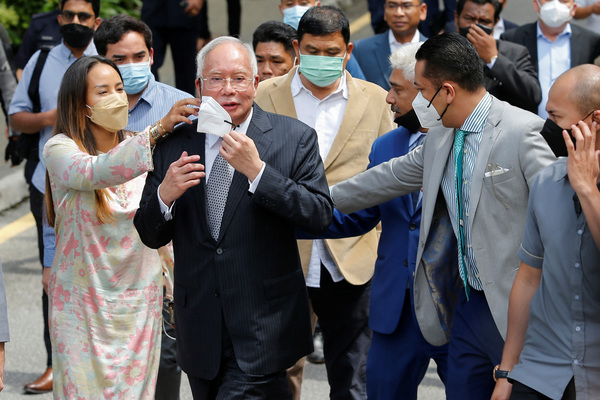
[0,0,544,398]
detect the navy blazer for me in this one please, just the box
[352,31,427,90]
[308,127,422,334]
[134,104,333,379]
[501,22,600,73]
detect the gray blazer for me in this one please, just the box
[332,97,556,345]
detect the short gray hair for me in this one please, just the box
[195,36,258,79]
[388,42,423,83]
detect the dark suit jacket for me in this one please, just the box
[501,22,600,73]
[352,31,427,90]
[134,104,333,379]
[310,127,423,334]
[485,39,541,113]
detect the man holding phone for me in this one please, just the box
[455,0,542,113]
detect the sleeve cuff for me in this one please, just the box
[157,185,175,221]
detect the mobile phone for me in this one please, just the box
[179,0,189,8]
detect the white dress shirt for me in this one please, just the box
[388,29,422,54]
[536,22,572,119]
[291,69,348,288]
[159,108,266,219]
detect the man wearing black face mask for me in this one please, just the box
[456,0,541,113]
[540,65,600,157]
[8,0,100,393]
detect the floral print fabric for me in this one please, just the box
[44,131,162,399]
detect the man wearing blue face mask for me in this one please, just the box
[256,6,393,400]
[94,14,194,400]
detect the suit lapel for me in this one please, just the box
[216,106,273,241]
[374,34,391,87]
[468,99,502,231]
[269,69,298,118]
[184,126,211,240]
[394,132,414,214]
[524,24,538,72]
[324,73,369,170]
[570,27,582,67]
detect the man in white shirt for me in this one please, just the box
[256,6,393,400]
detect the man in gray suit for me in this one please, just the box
[331,33,556,400]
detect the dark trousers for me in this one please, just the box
[509,378,576,400]
[150,27,198,96]
[367,289,449,400]
[188,317,292,400]
[155,298,181,400]
[29,185,52,368]
[446,288,505,400]
[307,265,371,400]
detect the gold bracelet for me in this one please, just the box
[149,123,161,142]
[158,119,172,135]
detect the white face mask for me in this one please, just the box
[412,91,445,129]
[196,96,235,137]
[538,0,572,28]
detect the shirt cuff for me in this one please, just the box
[486,55,498,69]
[158,185,175,221]
[42,222,55,268]
[248,162,266,194]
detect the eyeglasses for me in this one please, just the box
[201,76,253,90]
[61,10,94,23]
[385,2,419,11]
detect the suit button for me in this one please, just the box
[214,292,220,297]
[404,259,408,266]
[409,223,416,231]
[216,248,223,255]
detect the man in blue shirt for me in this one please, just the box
[8,0,100,393]
[93,14,194,400]
[492,64,600,400]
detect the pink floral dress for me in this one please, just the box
[43,131,162,399]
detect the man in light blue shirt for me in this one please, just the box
[8,0,100,393]
[93,14,194,400]
[502,0,600,118]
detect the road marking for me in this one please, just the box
[350,12,371,35]
[0,213,35,245]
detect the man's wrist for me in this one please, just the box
[493,364,511,382]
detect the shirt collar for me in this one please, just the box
[388,29,421,48]
[58,40,97,61]
[536,20,572,41]
[132,74,157,110]
[291,68,349,100]
[207,107,253,149]
[460,92,493,133]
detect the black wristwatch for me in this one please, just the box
[493,364,511,382]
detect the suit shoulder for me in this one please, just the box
[374,127,407,145]
[497,39,529,54]
[572,24,600,42]
[352,77,389,98]
[354,33,386,49]
[501,22,535,41]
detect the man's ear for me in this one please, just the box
[292,39,300,61]
[591,110,600,125]
[195,78,202,96]
[149,48,155,67]
[442,83,457,104]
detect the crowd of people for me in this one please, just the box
[0,0,598,399]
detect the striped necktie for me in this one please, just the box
[454,129,470,299]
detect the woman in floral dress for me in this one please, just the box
[43,56,198,399]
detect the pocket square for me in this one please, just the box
[484,164,509,178]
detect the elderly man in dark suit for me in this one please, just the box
[455,0,541,113]
[134,36,333,399]
[502,0,600,118]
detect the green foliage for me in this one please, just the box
[1,0,142,47]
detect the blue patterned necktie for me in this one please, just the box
[206,151,232,240]
[454,129,470,300]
